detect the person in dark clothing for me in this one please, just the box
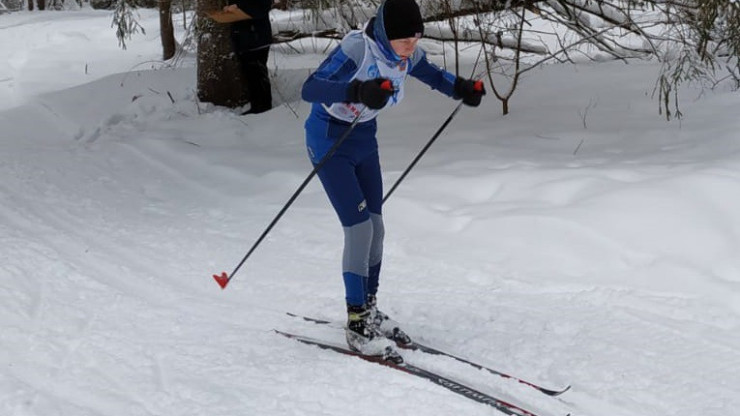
[225,0,273,114]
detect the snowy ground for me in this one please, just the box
[2,8,740,416]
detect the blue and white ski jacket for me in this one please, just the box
[302,5,459,164]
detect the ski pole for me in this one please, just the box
[383,81,484,203]
[212,107,368,289]
[382,101,462,203]
[383,49,485,204]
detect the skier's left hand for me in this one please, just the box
[454,78,486,107]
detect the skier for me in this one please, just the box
[301,0,485,357]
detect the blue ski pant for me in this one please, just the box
[311,131,385,307]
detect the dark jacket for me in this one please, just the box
[230,0,273,52]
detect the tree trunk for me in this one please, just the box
[37,0,45,10]
[159,0,176,60]
[196,0,249,108]
[27,0,33,10]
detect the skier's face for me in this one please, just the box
[390,37,419,59]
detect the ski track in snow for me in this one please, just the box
[2,9,740,416]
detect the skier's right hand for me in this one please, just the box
[347,78,394,110]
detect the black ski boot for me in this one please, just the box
[366,295,412,347]
[346,304,403,363]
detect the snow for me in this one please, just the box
[2,8,740,416]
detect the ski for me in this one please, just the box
[275,329,550,416]
[286,312,570,397]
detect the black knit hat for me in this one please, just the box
[383,0,424,40]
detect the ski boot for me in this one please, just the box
[346,304,403,363]
[366,294,412,347]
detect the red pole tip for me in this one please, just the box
[213,272,230,289]
[380,80,392,91]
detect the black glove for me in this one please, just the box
[347,78,395,110]
[454,78,486,107]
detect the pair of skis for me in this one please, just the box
[278,313,571,416]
